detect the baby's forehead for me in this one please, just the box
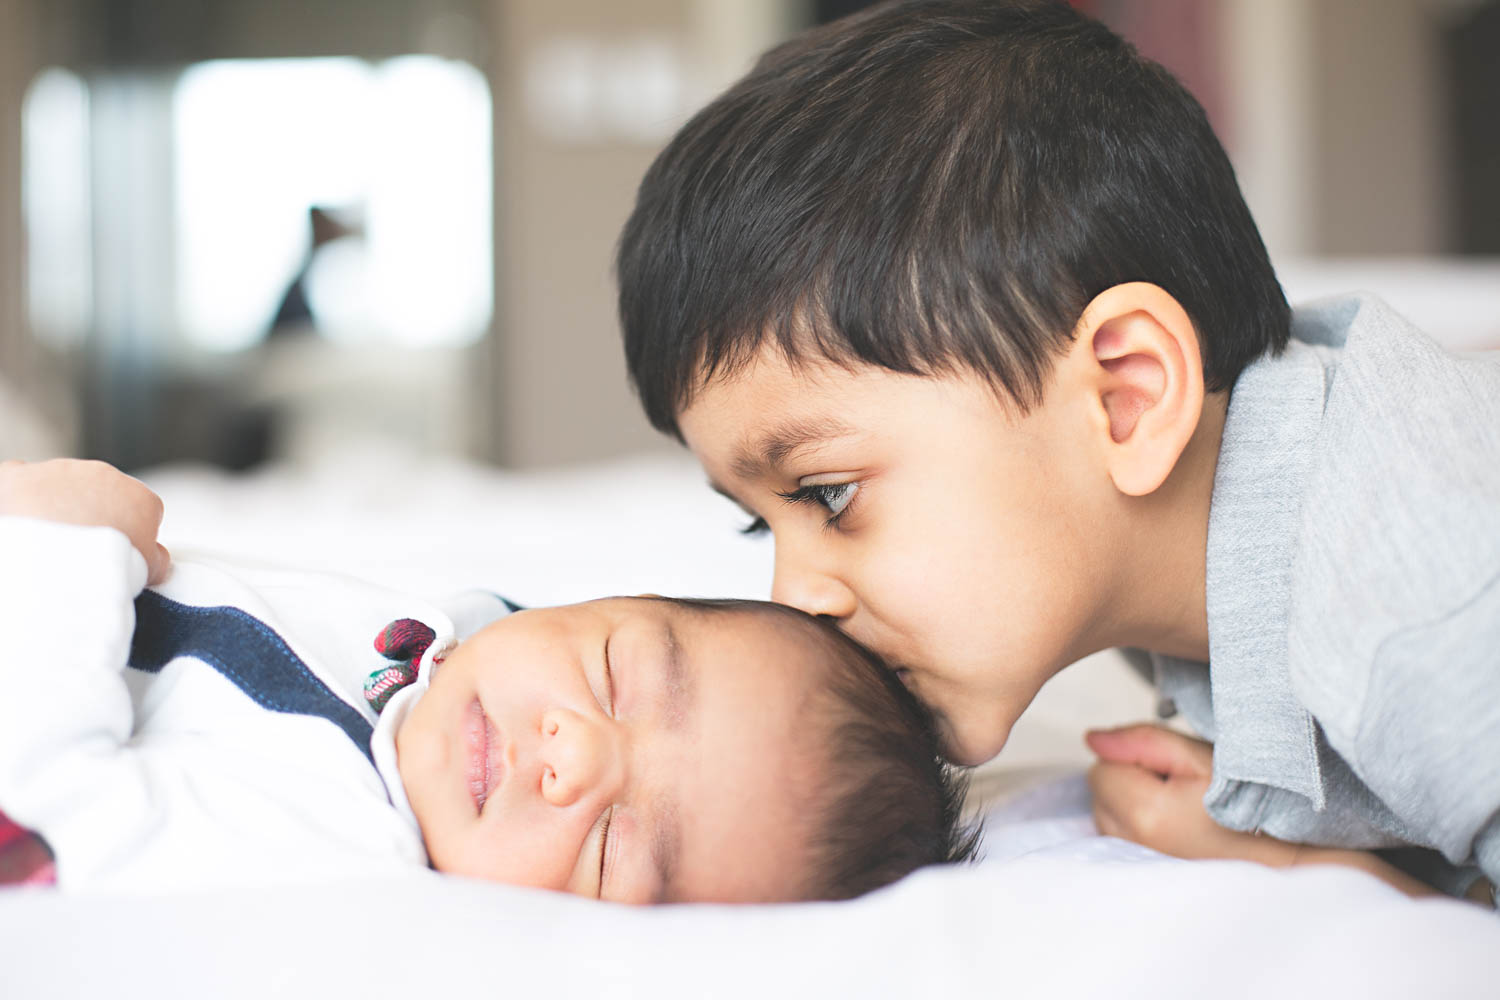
[651,597,842,669]
[652,596,813,636]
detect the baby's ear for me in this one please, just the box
[1072,282,1205,497]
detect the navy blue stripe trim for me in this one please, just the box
[129,591,374,764]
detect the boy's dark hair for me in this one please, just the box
[618,0,1290,437]
[669,598,979,900]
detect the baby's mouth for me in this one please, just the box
[465,698,505,813]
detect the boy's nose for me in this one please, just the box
[537,708,620,808]
[771,551,857,621]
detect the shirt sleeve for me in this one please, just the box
[0,517,151,879]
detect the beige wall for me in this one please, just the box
[484,0,794,467]
[0,0,29,380]
[1222,0,1456,259]
[485,0,681,466]
[1308,0,1448,255]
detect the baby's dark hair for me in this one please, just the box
[618,0,1290,437]
[669,598,979,901]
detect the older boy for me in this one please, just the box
[0,458,973,900]
[616,0,1500,901]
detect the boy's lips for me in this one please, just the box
[465,698,506,812]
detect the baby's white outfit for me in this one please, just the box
[0,517,510,891]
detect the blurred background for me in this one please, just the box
[0,0,1496,473]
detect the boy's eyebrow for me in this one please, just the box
[730,417,858,481]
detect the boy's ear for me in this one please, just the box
[1069,283,1205,497]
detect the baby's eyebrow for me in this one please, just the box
[730,416,857,481]
[648,800,680,904]
[661,619,692,730]
[647,622,688,902]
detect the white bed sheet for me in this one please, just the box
[4,822,1496,999]
[3,447,1496,998]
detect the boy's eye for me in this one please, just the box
[738,482,859,534]
[809,482,857,517]
[778,481,859,523]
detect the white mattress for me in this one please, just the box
[3,446,1496,997]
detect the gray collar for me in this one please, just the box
[1156,323,1353,810]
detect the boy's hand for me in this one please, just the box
[1085,724,1294,866]
[1087,724,1478,901]
[0,459,171,584]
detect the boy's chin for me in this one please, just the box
[944,720,1014,767]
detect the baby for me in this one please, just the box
[0,459,974,902]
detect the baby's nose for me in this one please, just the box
[538,708,618,808]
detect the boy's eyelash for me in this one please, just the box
[737,483,859,536]
[777,483,856,528]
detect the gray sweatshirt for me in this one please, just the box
[1144,293,1500,900]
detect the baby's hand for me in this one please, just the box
[1085,724,1294,866]
[0,459,172,584]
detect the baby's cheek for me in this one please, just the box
[450,796,590,893]
[392,706,435,791]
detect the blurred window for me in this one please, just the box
[23,56,493,356]
[173,56,493,350]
